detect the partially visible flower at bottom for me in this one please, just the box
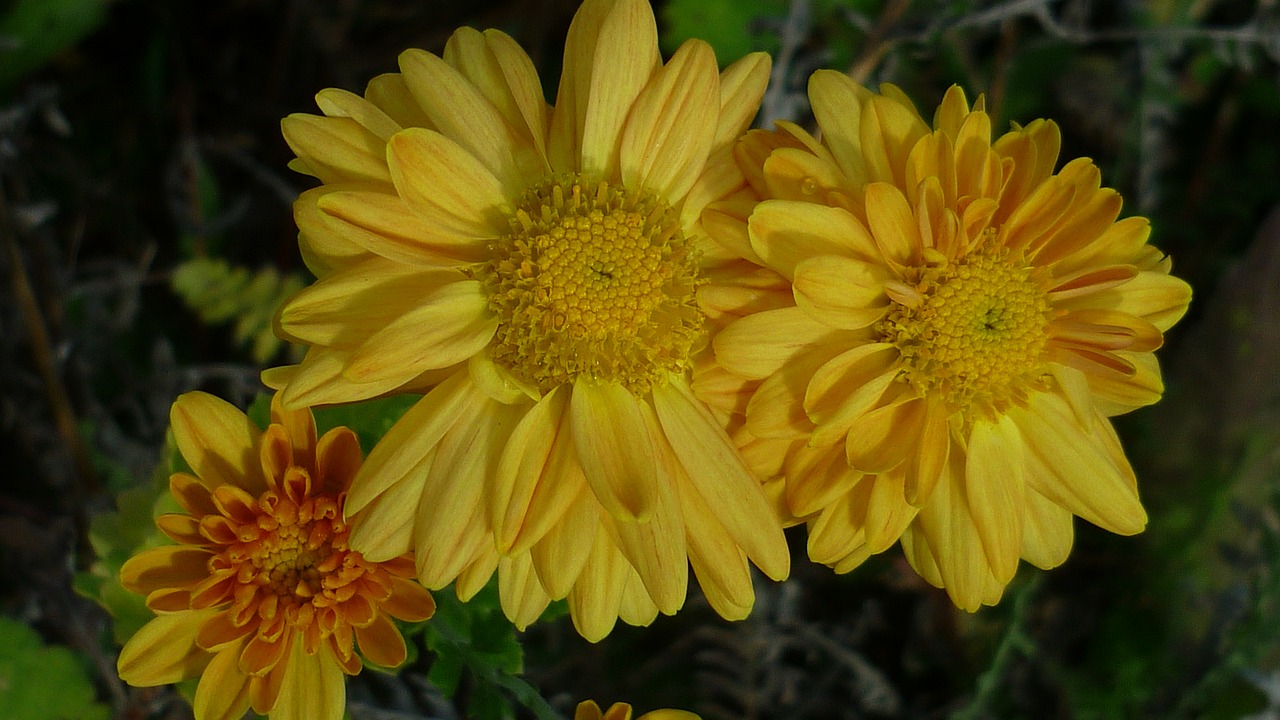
[116,391,436,720]
[575,699,700,720]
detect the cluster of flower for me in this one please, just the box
[113,0,1192,718]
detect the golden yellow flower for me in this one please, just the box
[116,392,435,720]
[267,0,789,640]
[575,699,700,720]
[711,73,1192,610]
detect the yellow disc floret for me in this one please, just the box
[480,174,703,396]
[880,240,1052,412]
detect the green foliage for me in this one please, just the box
[0,0,107,91]
[0,616,110,720]
[424,581,561,720]
[660,0,786,64]
[170,257,306,365]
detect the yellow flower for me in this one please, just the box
[267,0,789,640]
[116,392,435,720]
[711,73,1192,610]
[575,699,700,720]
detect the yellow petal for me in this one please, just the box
[567,531,629,642]
[619,38,718,202]
[397,48,528,192]
[608,405,687,614]
[269,637,345,720]
[577,0,660,179]
[859,92,930,187]
[506,402,589,556]
[618,569,660,627]
[807,69,873,185]
[547,0,615,170]
[193,645,253,720]
[792,254,889,329]
[491,388,567,552]
[844,396,925,474]
[652,379,789,581]
[120,545,213,595]
[748,199,878,279]
[316,87,401,141]
[569,378,661,522]
[915,457,995,612]
[342,280,498,385]
[442,27,550,172]
[364,72,432,130]
[383,575,437,623]
[675,471,754,620]
[713,52,770,153]
[317,189,489,265]
[863,182,919,269]
[275,257,460,348]
[347,466,429,562]
[385,127,510,237]
[117,610,214,686]
[530,487,599,599]
[171,391,266,494]
[414,401,513,588]
[1021,487,1075,569]
[1013,391,1147,535]
[714,306,843,380]
[346,372,477,516]
[498,553,552,630]
[281,114,392,186]
[784,442,862,518]
[1059,270,1191,333]
[803,343,899,448]
[276,348,408,409]
[964,415,1027,585]
[293,183,372,277]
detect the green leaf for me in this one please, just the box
[660,0,787,65]
[170,257,306,364]
[0,617,110,720]
[0,0,108,90]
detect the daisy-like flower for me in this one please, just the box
[267,0,789,640]
[575,699,699,720]
[116,392,435,720]
[711,72,1192,610]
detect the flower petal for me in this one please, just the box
[1021,487,1074,569]
[386,127,510,237]
[193,645,253,720]
[342,280,498,386]
[117,609,215,686]
[269,638,345,720]
[748,200,878,279]
[317,189,489,265]
[282,114,392,186]
[577,0,660,178]
[619,38,718,201]
[355,614,407,668]
[792,254,889,329]
[569,378,661,522]
[1012,390,1146,535]
[714,306,844,380]
[964,415,1027,585]
[652,379,789,581]
[491,388,569,553]
[171,392,266,494]
[398,47,529,192]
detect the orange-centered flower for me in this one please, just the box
[708,75,1192,610]
[266,0,789,640]
[116,392,435,720]
[575,699,700,720]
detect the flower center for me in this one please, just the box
[880,243,1052,411]
[478,174,703,396]
[202,468,390,638]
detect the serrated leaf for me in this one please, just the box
[170,257,305,364]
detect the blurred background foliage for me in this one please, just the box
[0,0,1278,718]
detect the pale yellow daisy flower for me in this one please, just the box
[711,73,1192,610]
[116,392,435,720]
[267,0,789,640]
